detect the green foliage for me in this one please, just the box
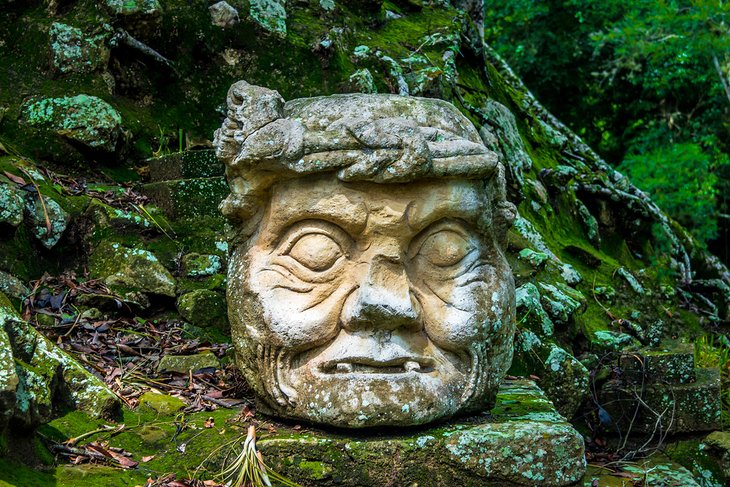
[486,0,730,257]
[695,334,730,427]
[619,143,726,245]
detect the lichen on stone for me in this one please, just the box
[22,95,123,152]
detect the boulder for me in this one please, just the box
[49,22,111,74]
[176,289,227,329]
[22,95,123,152]
[209,1,240,28]
[89,241,176,298]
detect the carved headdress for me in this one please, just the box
[214,81,516,238]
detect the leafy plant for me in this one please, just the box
[619,142,727,246]
[695,334,730,428]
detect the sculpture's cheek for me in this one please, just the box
[258,285,351,347]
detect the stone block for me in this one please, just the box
[147,150,223,182]
[257,379,586,486]
[157,352,220,374]
[600,367,721,434]
[140,177,227,219]
[619,342,696,384]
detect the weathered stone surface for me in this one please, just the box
[209,1,239,28]
[0,183,24,227]
[147,150,223,182]
[104,0,160,16]
[157,352,220,374]
[538,282,585,326]
[138,391,185,414]
[182,253,222,277]
[601,367,721,434]
[49,22,111,74]
[217,82,517,427]
[516,283,553,337]
[540,343,590,419]
[704,431,730,478]
[590,329,641,352]
[0,297,18,429]
[24,193,70,248]
[0,292,120,429]
[22,95,123,152]
[257,380,585,486]
[84,198,154,234]
[37,380,583,487]
[479,99,532,187]
[140,177,228,219]
[249,0,287,36]
[89,241,176,298]
[619,342,696,384]
[176,289,227,329]
[0,271,29,301]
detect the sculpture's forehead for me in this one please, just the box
[263,175,485,236]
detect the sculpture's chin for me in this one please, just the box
[274,360,472,428]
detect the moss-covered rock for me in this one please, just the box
[157,352,220,374]
[147,150,223,182]
[250,0,287,36]
[21,95,123,153]
[104,0,161,17]
[176,289,228,330]
[0,183,24,227]
[24,192,70,249]
[182,253,222,278]
[138,391,185,415]
[89,241,176,298]
[704,431,730,479]
[0,291,121,432]
[0,271,29,302]
[49,22,111,75]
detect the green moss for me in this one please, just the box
[22,95,122,152]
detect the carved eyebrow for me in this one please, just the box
[269,194,368,237]
[405,190,482,232]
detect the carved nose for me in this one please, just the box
[342,255,421,332]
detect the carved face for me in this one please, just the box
[228,174,515,427]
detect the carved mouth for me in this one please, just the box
[320,357,434,375]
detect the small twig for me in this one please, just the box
[19,167,52,235]
[64,424,125,447]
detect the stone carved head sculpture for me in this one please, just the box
[215,81,517,428]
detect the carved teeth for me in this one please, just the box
[404,361,420,372]
[336,363,354,373]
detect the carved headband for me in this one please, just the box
[214,80,515,233]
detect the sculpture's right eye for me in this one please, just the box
[286,233,343,271]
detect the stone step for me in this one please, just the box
[140,177,228,220]
[147,150,224,182]
[257,379,586,486]
[600,367,721,434]
[619,342,696,384]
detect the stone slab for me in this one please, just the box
[257,379,586,486]
[619,342,696,384]
[140,177,227,219]
[601,367,721,434]
[147,150,224,182]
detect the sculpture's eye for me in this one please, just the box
[287,233,343,271]
[417,230,474,267]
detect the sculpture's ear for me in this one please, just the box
[214,80,286,165]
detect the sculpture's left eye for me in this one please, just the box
[287,233,343,271]
[417,230,474,267]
